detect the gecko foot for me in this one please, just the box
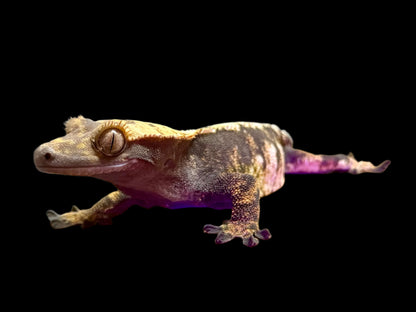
[203,222,271,247]
[348,153,391,174]
[46,209,80,229]
[46,206,112,229]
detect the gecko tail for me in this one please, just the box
[284,147,391,175]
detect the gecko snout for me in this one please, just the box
[44,152,53,160]
[33,141,107,176]
[33,144,56,170]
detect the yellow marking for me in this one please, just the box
[198,121,280,135]
[121,119,197,141]
[228,145,264,186]
[261,141,285,196]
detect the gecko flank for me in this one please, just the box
[33,116,391,247]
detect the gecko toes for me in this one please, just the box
[204,224,235,244]
[46,210,73,229]
[242,228,271,247]
[255,228,272,240]
[203,224,222,234]
[349,159,391,174]
[204,223,272,247]
[215,231,234,244]
[242,235,259,247]
[374,160,391,173]
[71,205,81,212]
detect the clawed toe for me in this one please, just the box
[203,224,222,234]
[71,205,81,212]
[215,231,234,244]
[242,235,259,247]
[46,210,73,229]
[46,207,93,229]
[203,224,233,244]
[242,228,272,247]
[254,228,272,240]
[203,224,235,244]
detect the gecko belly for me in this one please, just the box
[119,188,232,210]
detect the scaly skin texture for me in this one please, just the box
[33,116,391,247]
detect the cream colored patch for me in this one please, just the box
[261,142,285,196]
[198,122,281,135]
[228,145,264,182]
[198,122,241,134]
[65,116,87,133]
[255,154,264,167]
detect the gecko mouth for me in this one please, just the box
[36,159,139,176]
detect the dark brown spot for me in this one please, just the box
[164,158,175,169]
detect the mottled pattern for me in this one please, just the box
[34,116,390,247]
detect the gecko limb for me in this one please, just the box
[46,191,130,229]
[203,174,272,247]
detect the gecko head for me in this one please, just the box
[33,116,153,177]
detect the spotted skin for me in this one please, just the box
[33,116,390,247]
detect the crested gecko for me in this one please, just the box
[33,116,390,247]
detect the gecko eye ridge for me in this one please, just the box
[93,128,126,156]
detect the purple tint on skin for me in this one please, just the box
[284,150,351,174]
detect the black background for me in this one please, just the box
[11,4,406,309]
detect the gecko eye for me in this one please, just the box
[94,128,126,156]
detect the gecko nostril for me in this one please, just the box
[44,152,53,161]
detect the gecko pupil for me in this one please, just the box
[97,128,126,156]
[110,132,115,152]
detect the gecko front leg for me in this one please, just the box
[203,174,272,247]
[46,190,131,229]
